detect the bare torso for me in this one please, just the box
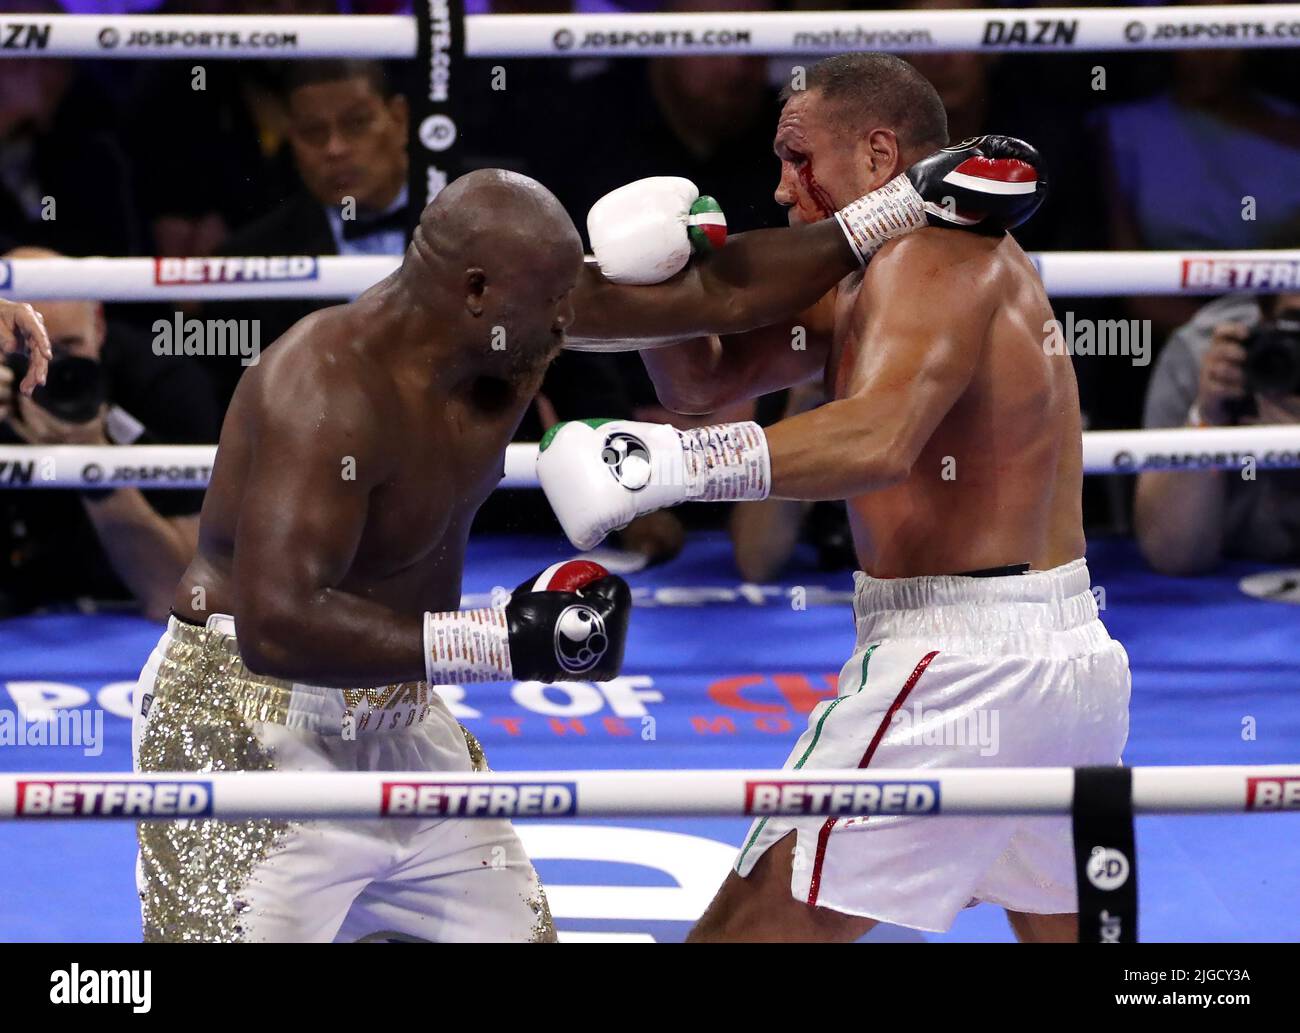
[827,232,1084,577]
[173,286,534,629]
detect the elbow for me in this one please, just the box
[832,407,915,493]
[645,342,734,415]
[875,457,913,492]
[862,448,913,493]
[140,574,185,624]
[235,604,308,679]
[238,637,301,681]
[723,287,792,337]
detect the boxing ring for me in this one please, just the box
[2,4,1299,943]
[3,534,1298,942]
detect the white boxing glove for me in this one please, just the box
[536,418,769,551]
[587,177,727,285]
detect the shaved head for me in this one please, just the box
[414,168,582,281]
[403,169,584,380]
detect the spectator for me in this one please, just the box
[1097,44,1300,339]
[198,58,411,405]
[126,57,297,258]
[459,3,595,186]
[902,0,1107,256]
[0,248,220,619]
[128,0,350,261]
[0,1,140,256]
[0,295,52,392]
[546,0,785,237]
[1135,291,1300,574]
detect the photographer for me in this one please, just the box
[1135,292,1300,575]
[0,249,220,619]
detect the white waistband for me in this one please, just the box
[204,612,237,636]
[163,613,447,736]
[850,559,1111,657]
[853,558,1092,613]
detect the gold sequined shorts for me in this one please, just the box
[131,614,553,943]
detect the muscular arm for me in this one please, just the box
[764,233,990,500]
[569,220,857,341]
[641,293,834,414]
[231,367,424,686]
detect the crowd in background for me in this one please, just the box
[2,0,1300,616]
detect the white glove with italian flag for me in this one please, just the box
[536,418,770,551]
[587,176,728,284]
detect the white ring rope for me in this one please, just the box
[2,251,1298,301]
[2,8,1299,59]
[2,765,1297,820]
[0,427,1297,491]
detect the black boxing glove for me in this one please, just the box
[422,559,631,685]
[505,560,631,682]
[835,134,1048,263]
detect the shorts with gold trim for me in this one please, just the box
[131,614,552,943]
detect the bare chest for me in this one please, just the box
[352,407,518,580]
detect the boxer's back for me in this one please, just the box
[833,228,1084,578]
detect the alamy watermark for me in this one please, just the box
[152,314,261,367]
[869,702,1000,757]
[1043,313,1151,367]
[0,708,103,757]
[50,965,150,1013]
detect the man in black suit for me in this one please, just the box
[200,60,410,406]
[0,55,140,258]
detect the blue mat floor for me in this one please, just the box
[1,534,1297,942]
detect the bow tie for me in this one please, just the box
[340,206,410,242]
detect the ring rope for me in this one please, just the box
[1,251,1297,300]
[0,426,1297,491]
[2,8,1299,59]
[3,765,1297,820]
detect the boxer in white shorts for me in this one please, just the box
[133,614,547,942]
[134,171,632,942]
[730,560,1129,932]
[537,54,1129,941]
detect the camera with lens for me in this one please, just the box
[5,351,106,425]
[1243,307,1300,397]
